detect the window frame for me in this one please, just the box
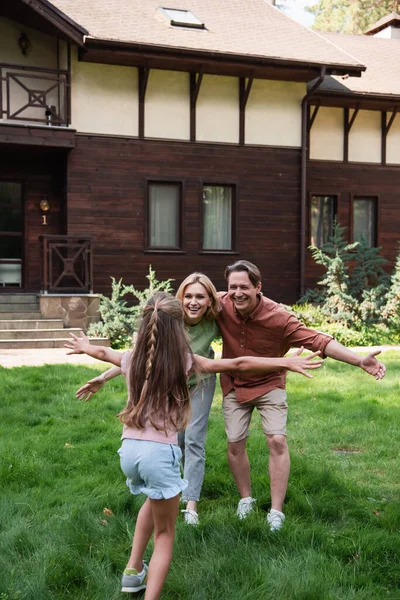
[158,7,205,29]
[308,192,338,247]
[145,180,184,253]
[350,194,379,247]
[200,182,238,254]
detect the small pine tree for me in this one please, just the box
[350,235,389,300]
[87,266,174,347]
[383,244,400,326]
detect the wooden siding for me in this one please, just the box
[0,145,66,291]
[67,136,302,303]
[306,160,400,291]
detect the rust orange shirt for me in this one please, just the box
[217,293,332,403]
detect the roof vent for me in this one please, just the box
[158,7,205,29]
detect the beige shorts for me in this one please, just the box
[222,388,288,443]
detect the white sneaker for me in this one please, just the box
[236,497,256,520]
[181,509,199,526]
[267,509,285,531]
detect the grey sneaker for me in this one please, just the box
[236,497,256,520]
[121,563,148,593]
[267,509,285,531]
[181,509,200,525]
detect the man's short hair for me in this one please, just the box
[224,260,261,287]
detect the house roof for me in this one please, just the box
[46,0,364,73]
[314,32,400,98]
[364,11,400,35]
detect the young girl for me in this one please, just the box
[76,273,221,526]
[66,292,322,599]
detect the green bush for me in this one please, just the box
[87,266,174,347]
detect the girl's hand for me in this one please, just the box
[65,331,91,355]
[76,377,105,402]
[285,347,324,378]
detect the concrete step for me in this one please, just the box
[0,319,64,330]
[0,312,42,320]
[0,303,39,313]
[0,337,110,349]
[0,294,38,303]
[0,328,82,340]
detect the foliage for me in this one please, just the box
[298,222,400,342]
[307,0,400,33]
[87,266,174,347]
[383,243,400,327]
[299,222,389,328]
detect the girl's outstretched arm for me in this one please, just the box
[76,366,123,402]
[65,331,123,366]
[194,347,323,379]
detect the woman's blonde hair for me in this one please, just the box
[118,292,193,433]
[176,273,220,321]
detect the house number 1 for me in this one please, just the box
[42,214,48,225]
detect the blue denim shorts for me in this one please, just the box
[118,439,188,500]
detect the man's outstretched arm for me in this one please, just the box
[324,339,386,380]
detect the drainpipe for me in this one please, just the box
[300,66,326,298]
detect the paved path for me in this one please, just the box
[0,345,399,368]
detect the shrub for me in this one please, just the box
[87,266,174,347]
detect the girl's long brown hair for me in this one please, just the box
[118,293,193,433]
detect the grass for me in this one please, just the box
[1,352,399,599]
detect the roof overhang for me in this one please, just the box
[4,0,88,46]
[310,90,400,112]
[80,38,365,83]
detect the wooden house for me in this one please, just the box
[0,0,399,309]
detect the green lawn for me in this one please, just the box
[1,352,399,599]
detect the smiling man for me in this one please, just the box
[217,260,386,531]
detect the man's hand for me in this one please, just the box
[65,331,91,355]
[285,347,324,379]
[76,377,105,402]
[360,350,386,380]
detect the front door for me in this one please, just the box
[0,181,23,289]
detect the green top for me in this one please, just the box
[187,318,221,386]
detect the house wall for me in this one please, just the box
[196,75,239,143]
[348,110,381,163]
[246,80,305,147]
[386,115,400,164]
[70,50,138,136]
[66,135,302,302]
[309,107,343,160]
[145,69,190,140]
[305,159,400,291]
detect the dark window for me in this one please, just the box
[202,185,234,250]
[310,195,337,247]
[147,182,181,249]
[352,197,377,246]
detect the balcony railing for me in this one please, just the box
[40,235,93,294]
[0,62,70,126]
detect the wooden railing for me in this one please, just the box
[0,62,70,126]
[40,235,93,293]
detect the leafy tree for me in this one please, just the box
[87,266,174,347]
[307,0,400,34]
[383,243,400,325]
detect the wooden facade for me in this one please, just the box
[1,1,400,303]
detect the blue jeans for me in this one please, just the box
[178,376,216,503]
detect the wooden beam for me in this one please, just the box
[308,104,320,131]
[239,77,253,145]
[138,67,149,139]
[344,106,359,162]
[190,71,203,142]
[385,107,398,135]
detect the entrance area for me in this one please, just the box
[0,181,23,288]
